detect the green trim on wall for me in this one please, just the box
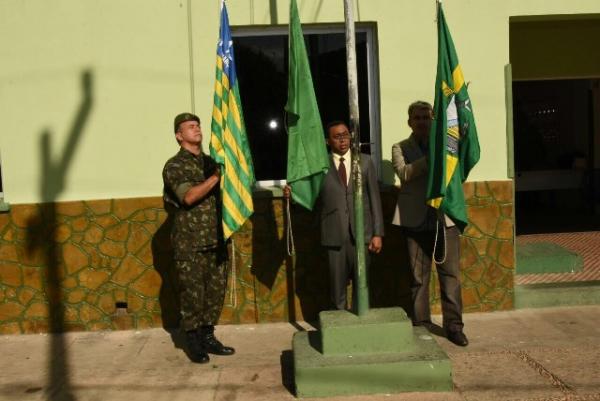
[504,63,515,179]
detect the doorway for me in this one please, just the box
[510,16,600,288]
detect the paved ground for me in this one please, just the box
[1,305,599,401]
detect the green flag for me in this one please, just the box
[285,0,329,210]
[210,2,255,239]
[426,2,480,232]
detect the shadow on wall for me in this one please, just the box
[250,189,412,324]
[285,202,330,322]
[269,0,278,25]
[151,209,181,330]
[369,188,412,311]
[26,69,93,401]
[251,197,329,323]
[149,186,412,328]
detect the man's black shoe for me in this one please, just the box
[203,334,235,355]
[185,330,210,363]
[199,325,235,356]
[447,330,469,346]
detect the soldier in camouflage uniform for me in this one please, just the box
[162,112,235,363]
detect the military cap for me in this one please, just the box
[174,112,200,133]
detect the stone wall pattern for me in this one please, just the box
[0,181,514,334]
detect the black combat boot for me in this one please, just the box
[185,330,210,363]
[199,325,235,356]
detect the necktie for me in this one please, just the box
[338,157,347,188]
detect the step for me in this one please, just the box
[293,327,453,398]
[515,281,600,308]
[516,242,583,274]
[319,308,414,355]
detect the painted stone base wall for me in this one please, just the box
[0,198,166,334]
[0,180,514,334]
[432,181,515,313]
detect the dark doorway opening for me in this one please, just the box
[510,16,600,286]
[513,79,599,234]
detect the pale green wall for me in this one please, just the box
[0,0,193,203]
[1,0,600,203]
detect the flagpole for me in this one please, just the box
[186,0,196,113]
[343,0,368,316]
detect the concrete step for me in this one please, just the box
[516,241,583,274]
[293,308,453,398]
[515,280,600,308]
[319,308,414,355]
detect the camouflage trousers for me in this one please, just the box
[175,249,227,331]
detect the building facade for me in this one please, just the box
[0,0,599,333]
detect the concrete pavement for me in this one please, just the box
[1,305,599,401]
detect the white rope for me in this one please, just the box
[229,238,237,308]
[286,197,296,256]
[432,218,447,265]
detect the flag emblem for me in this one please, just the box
[426,3,480,232]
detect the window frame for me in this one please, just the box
[232,23,382,186]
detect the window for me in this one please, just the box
[233,24,381,184]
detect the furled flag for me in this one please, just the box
[426,2,481,232]
[285,0,329,210]
[210,1,256,239]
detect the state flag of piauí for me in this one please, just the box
[210,1,256,240]
[426,2,480,233]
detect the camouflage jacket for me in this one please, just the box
[162,148,221,259]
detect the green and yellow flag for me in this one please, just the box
[210,2,255,239]
[285,0,329,210]
[426,2,480,233]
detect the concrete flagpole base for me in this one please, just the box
[292,308,453,398]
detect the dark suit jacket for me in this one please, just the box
[318,153,384,247]
[391,134,454,228]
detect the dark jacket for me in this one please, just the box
[318,153,384,247]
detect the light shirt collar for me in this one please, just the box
[332,149,351,163]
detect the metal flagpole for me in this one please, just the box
[343,0,368,316]
[186,0,196,113]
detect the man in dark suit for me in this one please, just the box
[320,121,384,310]
[287,121,384,310]
[391,101,468,346]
